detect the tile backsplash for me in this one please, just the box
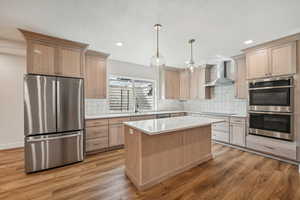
[85,85,246,116]
[85,98,183,116]
[183,85,247,114]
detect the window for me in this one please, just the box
[109,76,154,112]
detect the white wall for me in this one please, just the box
[0,53,25,149]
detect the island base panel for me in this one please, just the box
[124,125,212,191]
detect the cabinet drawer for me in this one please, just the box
[86,138,108,152]
[131,115,155,121]
[230,117,246,124]
[86,119,108,127]
[86,126,108,139]
[109,117,130,125]
[246,136,296,160]
[212,122,229,132]
[213,130,229,143]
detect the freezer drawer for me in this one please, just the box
[25,131,84,173]
[24,75,56,136]
[57,77,84,132]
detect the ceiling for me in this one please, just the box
[0,0,300,67]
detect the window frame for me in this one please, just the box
[108,75,157,112]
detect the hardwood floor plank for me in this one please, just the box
[0,143,299,200]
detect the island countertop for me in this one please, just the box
[123,116,224,135]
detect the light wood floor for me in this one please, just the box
[0,143,299,200]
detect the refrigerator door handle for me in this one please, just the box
[27,133,82,143]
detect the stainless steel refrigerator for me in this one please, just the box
[24,75,84,173]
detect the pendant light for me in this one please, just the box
[186,39,197,72]
[150,24,165,67]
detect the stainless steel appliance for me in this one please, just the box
[248,111,293,140]
[248,76,293,112]
[248,76,294,141]
[24,75,84,173]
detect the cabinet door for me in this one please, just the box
[270,42,296,77]
[27,41,56,75]
[165,70,180,99]
[179,70,190,100]
[230,123,246,147]
[85,55,107,99]
[234,56,247,99]
[57,47,83,78]
[109,124,124,147]
[246,49,269,79]
[189,68,199,99]
[198,68,211,99]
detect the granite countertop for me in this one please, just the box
[85,110,186,120]
[123,116,225,135]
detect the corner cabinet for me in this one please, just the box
[245,41,296,80]
[19,29,88,78]
[85,50,109,99]
[232,54,247,99]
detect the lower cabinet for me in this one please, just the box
[86,120,109,154]
[109,124,124,147]
[246,135,296,160]
[230,123,246,147]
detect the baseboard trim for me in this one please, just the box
[0,141,24,150]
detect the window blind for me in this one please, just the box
[109,76,154,112]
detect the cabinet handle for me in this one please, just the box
[263,145,274,150]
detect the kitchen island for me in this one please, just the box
[123,116,224,191]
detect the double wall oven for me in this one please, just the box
[248,76,294,141]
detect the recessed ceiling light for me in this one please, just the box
[115,42,123,46]
[244,40,253,45]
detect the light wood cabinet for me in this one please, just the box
[230,121,246,147]
[86,119,109,154]
[179,70,190,100]
[245,40,297,80]
[164,69,180,99]
[85,50,109,99]
[189,68,200,99]
[270,42,296,77]
[19,29,88,78]
[109,124,124,147]
[233,55,247,99]
[246,49,269,79]
[27,41,56,75]
[57,47,83,78]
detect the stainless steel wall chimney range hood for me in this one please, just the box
[205,61,234,87]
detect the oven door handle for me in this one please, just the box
[248,111,293,115]
[249,85,293,90]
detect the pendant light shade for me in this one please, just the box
[186,39,197,72]
[150,24,165,67]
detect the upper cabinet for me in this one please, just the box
[246,49,269,79]
[29,41,56,75]
[164,68,180,99]
[178,66,211,100]
[85,50,109,99]
[269,42,296,77]
[19,29,88,78]
[244,38,297,80]
[232,54,247,99]
[179,70,190,100]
